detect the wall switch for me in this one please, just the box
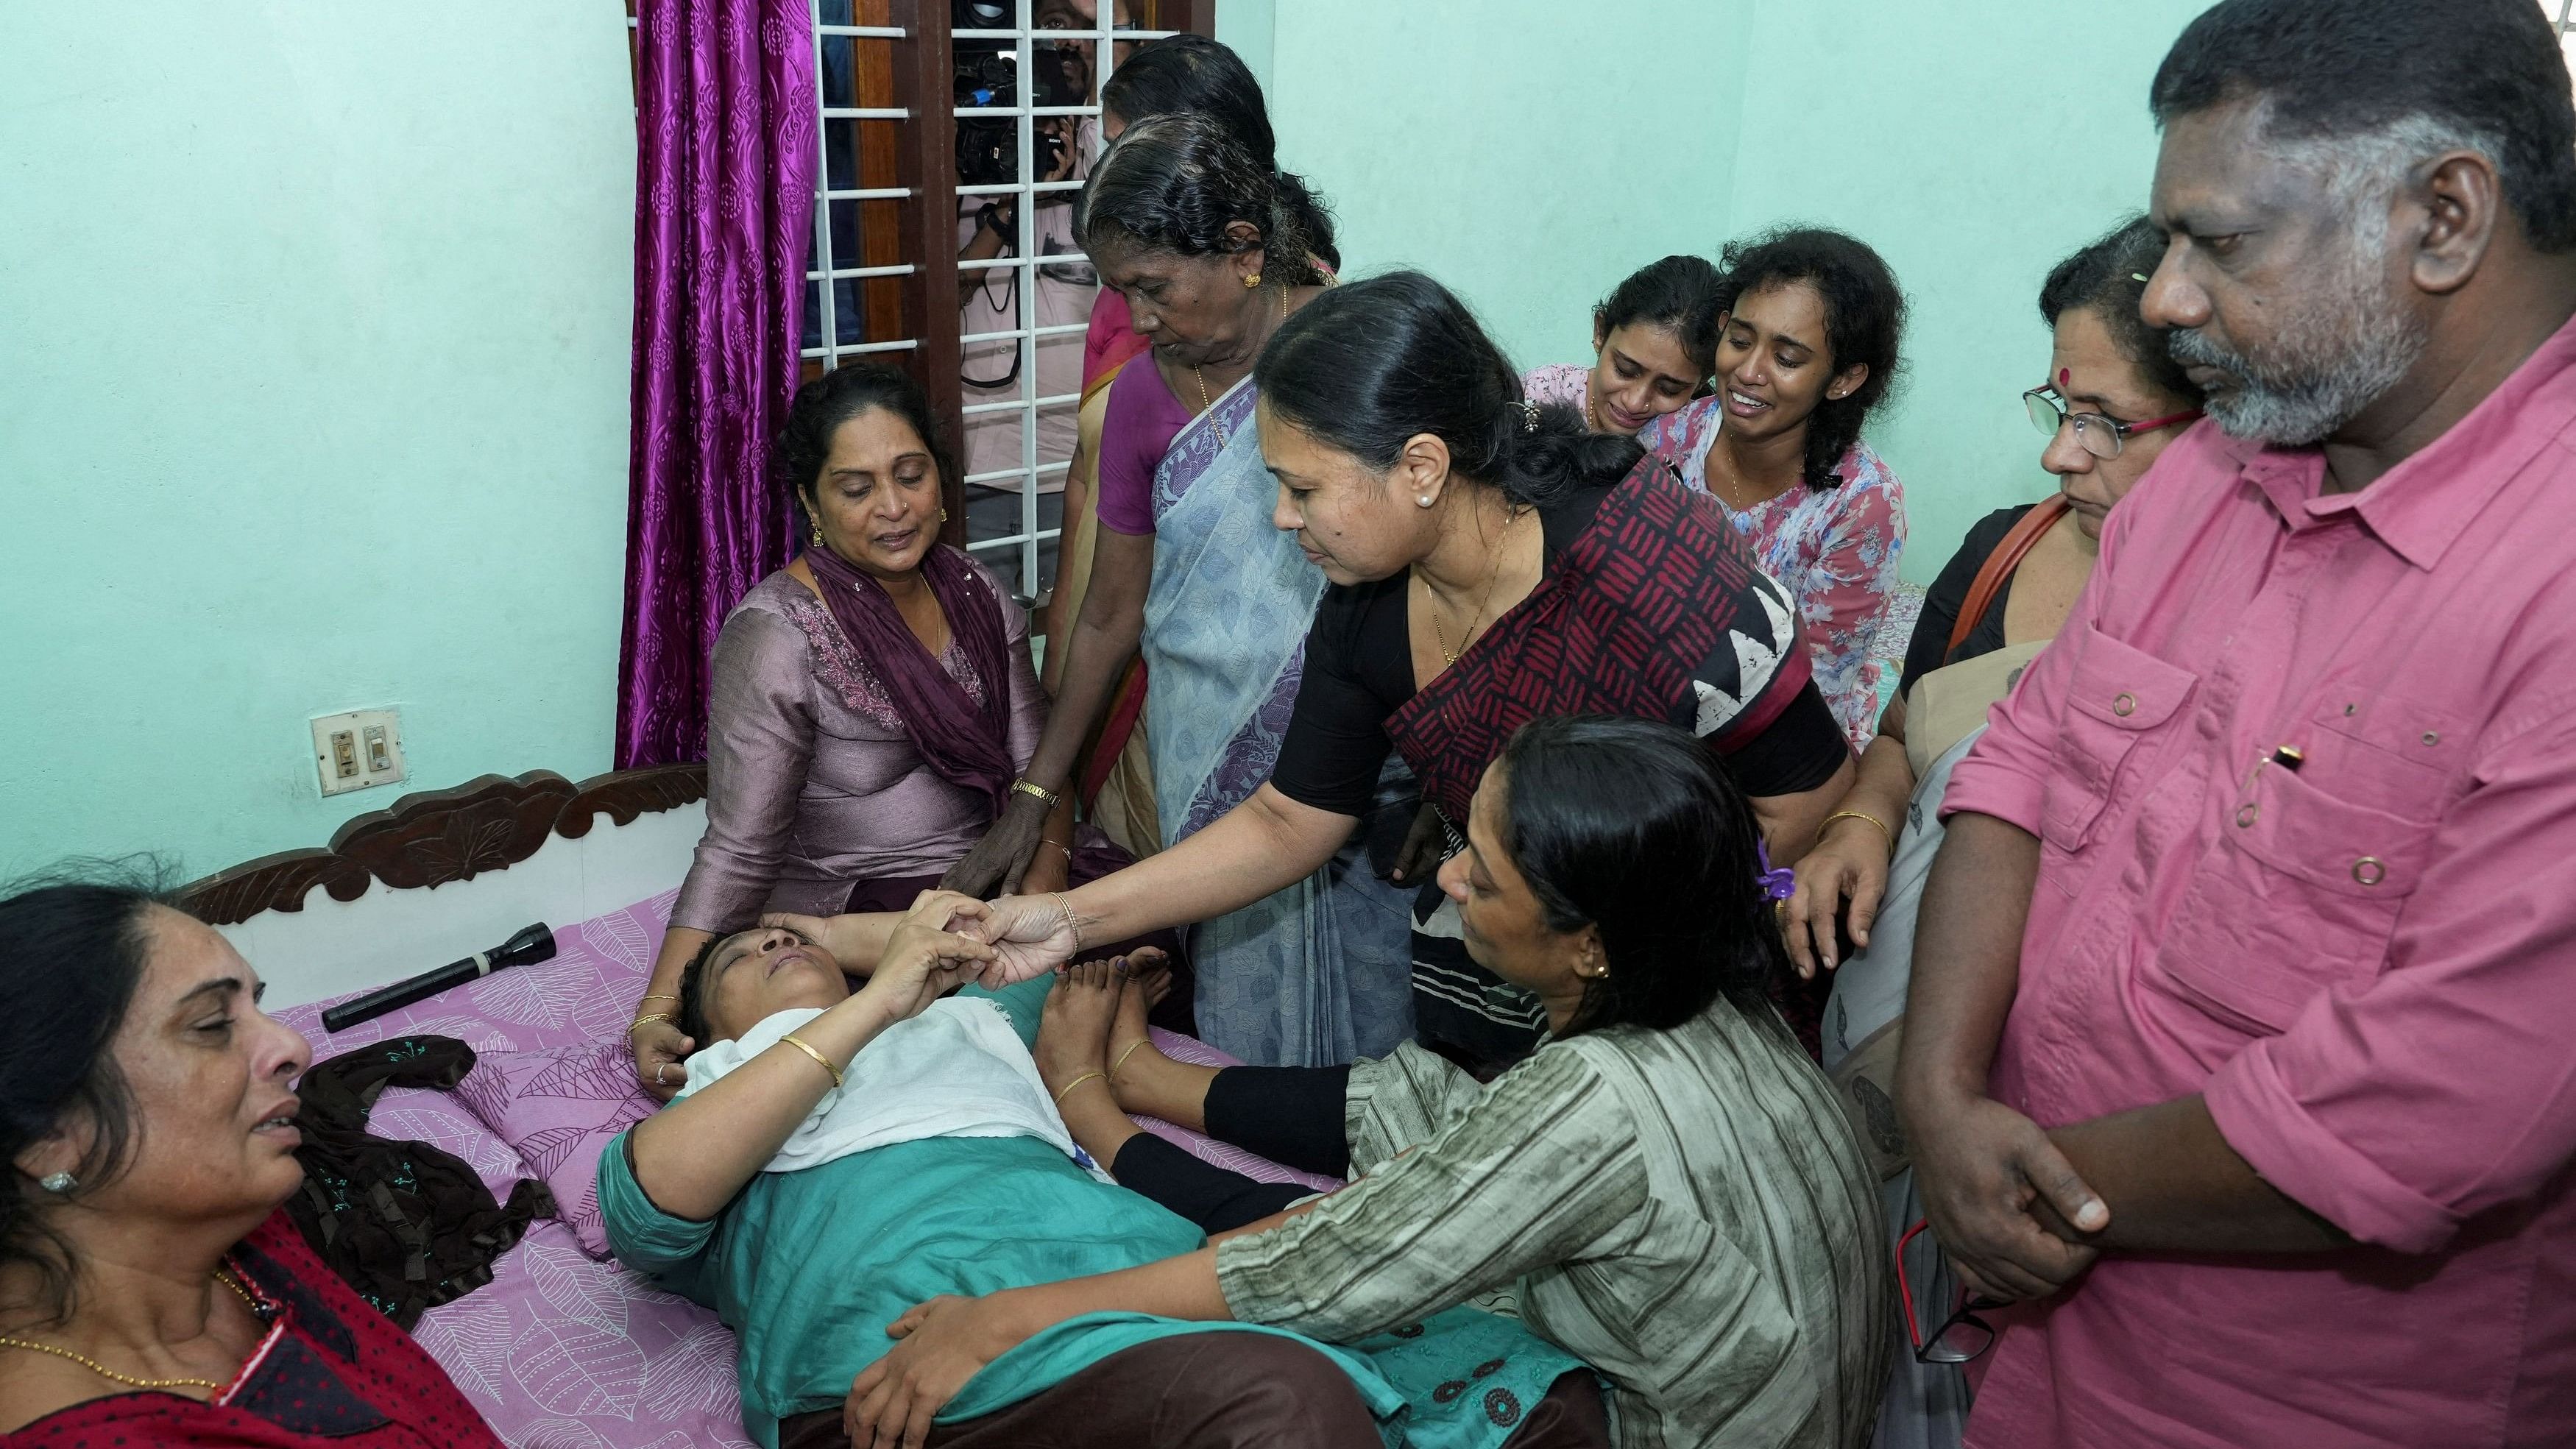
[311,709,408,797]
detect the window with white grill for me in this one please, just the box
[797,0,1209,612]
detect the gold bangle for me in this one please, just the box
[1052,1070,1105,1106]
[1011,778,1062,809]
[1039,838,1073,860]
[638,993,682,1007]
[777,1032,844,1091]
[629,1013,676,1035]
[1051,891,1084,952]
[1822,810,1894,850]
[1108,1038,1148,1081]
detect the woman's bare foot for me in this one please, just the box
[1105,949,1170,1098]
[1035,959,1122,1105]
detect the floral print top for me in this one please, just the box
[1636,395,1907,748]
[1521,362,1591,413]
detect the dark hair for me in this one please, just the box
[0,860,180,1325]
[2038,216,2205,410]
[1596,255,1724,380]
[674,931,728,1051]
[1495,716,1785,1035]
[1715,226,1908,491]
[2150,0,2576,254]
[774,361,956,523]
[1256,271,1644,511]
[1100,38,1335,269]
[1077,112,1337,286]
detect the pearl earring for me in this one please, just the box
[1416,496,1434,509]
[38,1172,75,1194]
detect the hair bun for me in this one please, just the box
[1500,403,1643,508]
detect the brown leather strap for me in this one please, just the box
[1947,495,2071,659]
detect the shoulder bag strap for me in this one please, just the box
[1947,495,2072,658]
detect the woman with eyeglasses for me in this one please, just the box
[1776,216,2202,1449]
[1780,216,2204,982]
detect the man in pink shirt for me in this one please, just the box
[1897,1,2576,1444]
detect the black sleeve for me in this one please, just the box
[1267,582,1404,818]
[1717,681,1850,798]
[1900,505,2034,695]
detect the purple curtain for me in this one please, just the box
[615,0,818,768]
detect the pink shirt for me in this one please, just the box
[1945,311,2576,1448]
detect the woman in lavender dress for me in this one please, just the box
[626,364,1175,1099]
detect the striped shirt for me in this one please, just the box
[1214,1001,1889,1448]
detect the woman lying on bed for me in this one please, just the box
[810,716,1894,1449]
[608,891,1596,1449]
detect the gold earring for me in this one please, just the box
[1244,272,1262,289]
[809,521,824,548]
[939,506,949,523]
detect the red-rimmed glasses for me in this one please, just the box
[1897,1219,2009,1364]
[2023,386,2202,461]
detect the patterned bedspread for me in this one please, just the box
[274,888,1336,1448]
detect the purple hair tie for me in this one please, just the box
[1756,843,1797,904]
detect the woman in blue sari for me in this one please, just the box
[947,113,1417,1067]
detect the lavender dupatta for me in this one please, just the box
[615,0,818,768]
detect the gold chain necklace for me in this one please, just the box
[1423,507,1524,667]
[1584,387,1604,434]
[1190,287,1288,448]
[0,1271,260,1394]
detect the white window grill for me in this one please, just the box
[949,1,1178,606]
[797,0,1186,609]
[2555,0,2576,77]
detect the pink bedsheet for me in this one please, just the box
[272,888,1335,1448]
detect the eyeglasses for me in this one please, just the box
[1896,1219,2009,1364]
[2023,387,2201,461]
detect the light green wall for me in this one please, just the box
[1723,0,2211,584]
[0,3,637,877]
[1262,0,2209,584]
[1266,1,1752,381]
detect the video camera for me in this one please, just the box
[953,0,1089,188]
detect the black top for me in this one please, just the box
[1269,482,1851,817]
[1899,503,2039,695]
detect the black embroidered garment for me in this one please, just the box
[285,1035,553,1328]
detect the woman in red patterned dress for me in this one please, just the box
[0,867,503,1448]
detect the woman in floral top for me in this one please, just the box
[1638,227,1909,747]
[1521,254,1722,437]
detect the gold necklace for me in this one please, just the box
[1191,288,1289,448]
[1584,388,1604,433]
[1423,507,1524,667]
[0,1271,261,1395]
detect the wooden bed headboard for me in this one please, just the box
[188,764,710,1009]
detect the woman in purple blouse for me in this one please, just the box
[626,364,1172,1098]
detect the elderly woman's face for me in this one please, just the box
[29,910,314,1226]
[804,407,944,580]
[699,927,851,1044]
[2039,306,2198,540]
[1095,238,1262,368]
[1262,403,1440,586]
[1436,761,1593,1002]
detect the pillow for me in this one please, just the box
[456,1041,656,1260]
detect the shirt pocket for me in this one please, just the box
[2149,754,2437,1037]
[2039,626,2201,853]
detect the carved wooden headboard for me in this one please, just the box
[183,764,706,927]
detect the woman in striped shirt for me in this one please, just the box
[841,715,1890,1449]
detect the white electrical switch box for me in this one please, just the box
[311,709,407,797]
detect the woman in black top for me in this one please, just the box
[1779,218,2206,974]
[865,272,1855,1069]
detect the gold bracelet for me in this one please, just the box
[1822,810,1894,850]
[777,1033,844,1091]
[638,993,682,1007]
[1051,891,1084,952]
[1039,838,1073,860]
[629,1013,676,1035]
[1052,1070,1105,1106]
[1011,778,1062,809]
[1109,1038,1148,1081]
